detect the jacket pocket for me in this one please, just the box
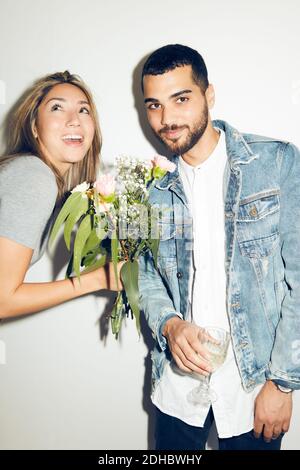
[157,222,177,265]
[236,189,280,258]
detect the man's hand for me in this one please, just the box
[254,380,292,442]
[162,317,212,376]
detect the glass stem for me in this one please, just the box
[198,373,211,391]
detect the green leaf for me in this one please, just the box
[82,228,102,258]
[63,197,89,250]
[110,292,126,338]
[120,260,140,334]
[80,254,107,275]
[65,254,74,279]
[133,239,147,259]
[73,214,92,279]
[111,232,119,290]
[153,167,167,180]
[49,192,82,246]
[83,245,105,267]
[82,252,98,267]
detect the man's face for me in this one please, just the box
[143,65,212,155]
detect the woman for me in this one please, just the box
[0,71,120,319]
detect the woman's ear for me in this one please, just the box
[32,121,38,139]
[205,84,215,110]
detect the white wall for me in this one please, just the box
[0,0,299,450]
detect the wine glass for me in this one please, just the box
[187,326,230,407]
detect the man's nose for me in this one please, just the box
[160,107,175,127]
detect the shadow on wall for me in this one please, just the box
[131,53,173,160]
[0,84,36,157]
[50,233,157,449]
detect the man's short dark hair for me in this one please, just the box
[141,44,209,93]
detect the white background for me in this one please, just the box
[0,0,299,450]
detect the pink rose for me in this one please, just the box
[152,155,176,173]
[94,174,116,202]
[151,155,176,179]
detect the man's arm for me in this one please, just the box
[255,142,300,440]
[139,252,212,375]
[139,251,181,350]
[266,142,300,388]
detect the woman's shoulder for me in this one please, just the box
[1,154,54,177]
[0,155,57,196]
[0,155,58,251]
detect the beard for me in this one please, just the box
[154,104,209,155]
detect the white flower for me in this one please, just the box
[71,181,90,194]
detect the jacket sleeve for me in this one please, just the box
[266,142,300,390]
[139,251,182,351]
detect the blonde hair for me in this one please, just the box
[0,71,101,199]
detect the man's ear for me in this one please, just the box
[205,84,215,110]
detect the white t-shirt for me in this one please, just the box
[152,129,263,438]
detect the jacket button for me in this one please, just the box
[249,206,258,217]
[176,271,183,279]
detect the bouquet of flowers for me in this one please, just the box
[50,155,176,338]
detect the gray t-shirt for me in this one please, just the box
[0,155,58,265]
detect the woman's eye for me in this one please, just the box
[176,97,188,103]
[51,103,63,111]
[80,107,90,114]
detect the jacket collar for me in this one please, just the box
[213,119,259,168]
[155,119,259,192]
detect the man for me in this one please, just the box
[138,44,300,450]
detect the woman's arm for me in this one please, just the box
[0,236,120,319]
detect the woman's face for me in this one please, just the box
[34,83,95,175]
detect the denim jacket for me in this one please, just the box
[139,119,300,393]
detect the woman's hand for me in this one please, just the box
[0,237,125,319]
[93,261,124,291]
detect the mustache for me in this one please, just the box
[159,125,188,135]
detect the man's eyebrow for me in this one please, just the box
[170,89,192,98]
[144,97,159,104]
[144,89,192,104]
[45,97,90,105]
